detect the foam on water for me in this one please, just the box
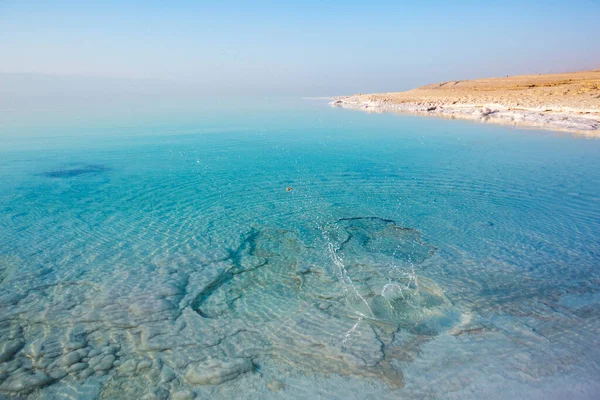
[1,99,600,399]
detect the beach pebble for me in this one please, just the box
[184,357,253,385]
[266,379,285,392]
[94,354,116,371]
[129,299,173,316]
[0,293,25,306]
[159,367,176,383]
[171,390,195,400]
[59,349,87,367]
[63,341,86,351]
[67,362,88,374]
[33,356,54,369]
[88,354,103,367]
[4,324,23,338]
[140,386,169,400]
[137,359,153,371]
[3,360,21,373]
[0,340,25,363]
[22,341,42,360]
[118,359,138,373]
[78,368,95,379]
[156,282,186,297]
[48,369,68,380]
[87,348,101,358]
[101,345,119,354]
[0,371,54,393]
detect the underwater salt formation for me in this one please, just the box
[0,217,460,398]
[42,164,109,178]
[322,218,455,334]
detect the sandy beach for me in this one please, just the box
[331,70,600,136]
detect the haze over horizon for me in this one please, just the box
[1,0,600,96]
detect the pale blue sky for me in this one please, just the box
[1,0,599,95]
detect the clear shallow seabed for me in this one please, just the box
[1,98,600,399]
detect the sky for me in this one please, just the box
[1,0,600,96]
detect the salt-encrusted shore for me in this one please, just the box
[331,70,600,136]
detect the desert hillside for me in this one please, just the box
[353,70,600,113]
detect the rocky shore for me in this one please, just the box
[331,70,600,136]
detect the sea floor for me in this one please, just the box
[1,99,600,399]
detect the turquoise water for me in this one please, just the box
[1,98,600,399]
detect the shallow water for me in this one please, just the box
[1,98,600,399]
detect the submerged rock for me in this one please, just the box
[118,359,138,373]
[94,354,116,371]
[171,390,195,400]
[140,386,170,400]
[137,359,153,371]
[0,371,54,394]
[295,262,312,275]
[184,357,253,385]
[0,218,455,396]
[266,379,285,392]
[42,164,109,178]
[67,362,88,374]
[330,217,436,265]
[59,348,88,367]
[0,339,24,363]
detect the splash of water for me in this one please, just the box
[326,241,375,319]
[381,264,422,313]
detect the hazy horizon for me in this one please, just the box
[2,1,600,97]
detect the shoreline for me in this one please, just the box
[330,70,600,136]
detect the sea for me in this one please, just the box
[1,96,599,399]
